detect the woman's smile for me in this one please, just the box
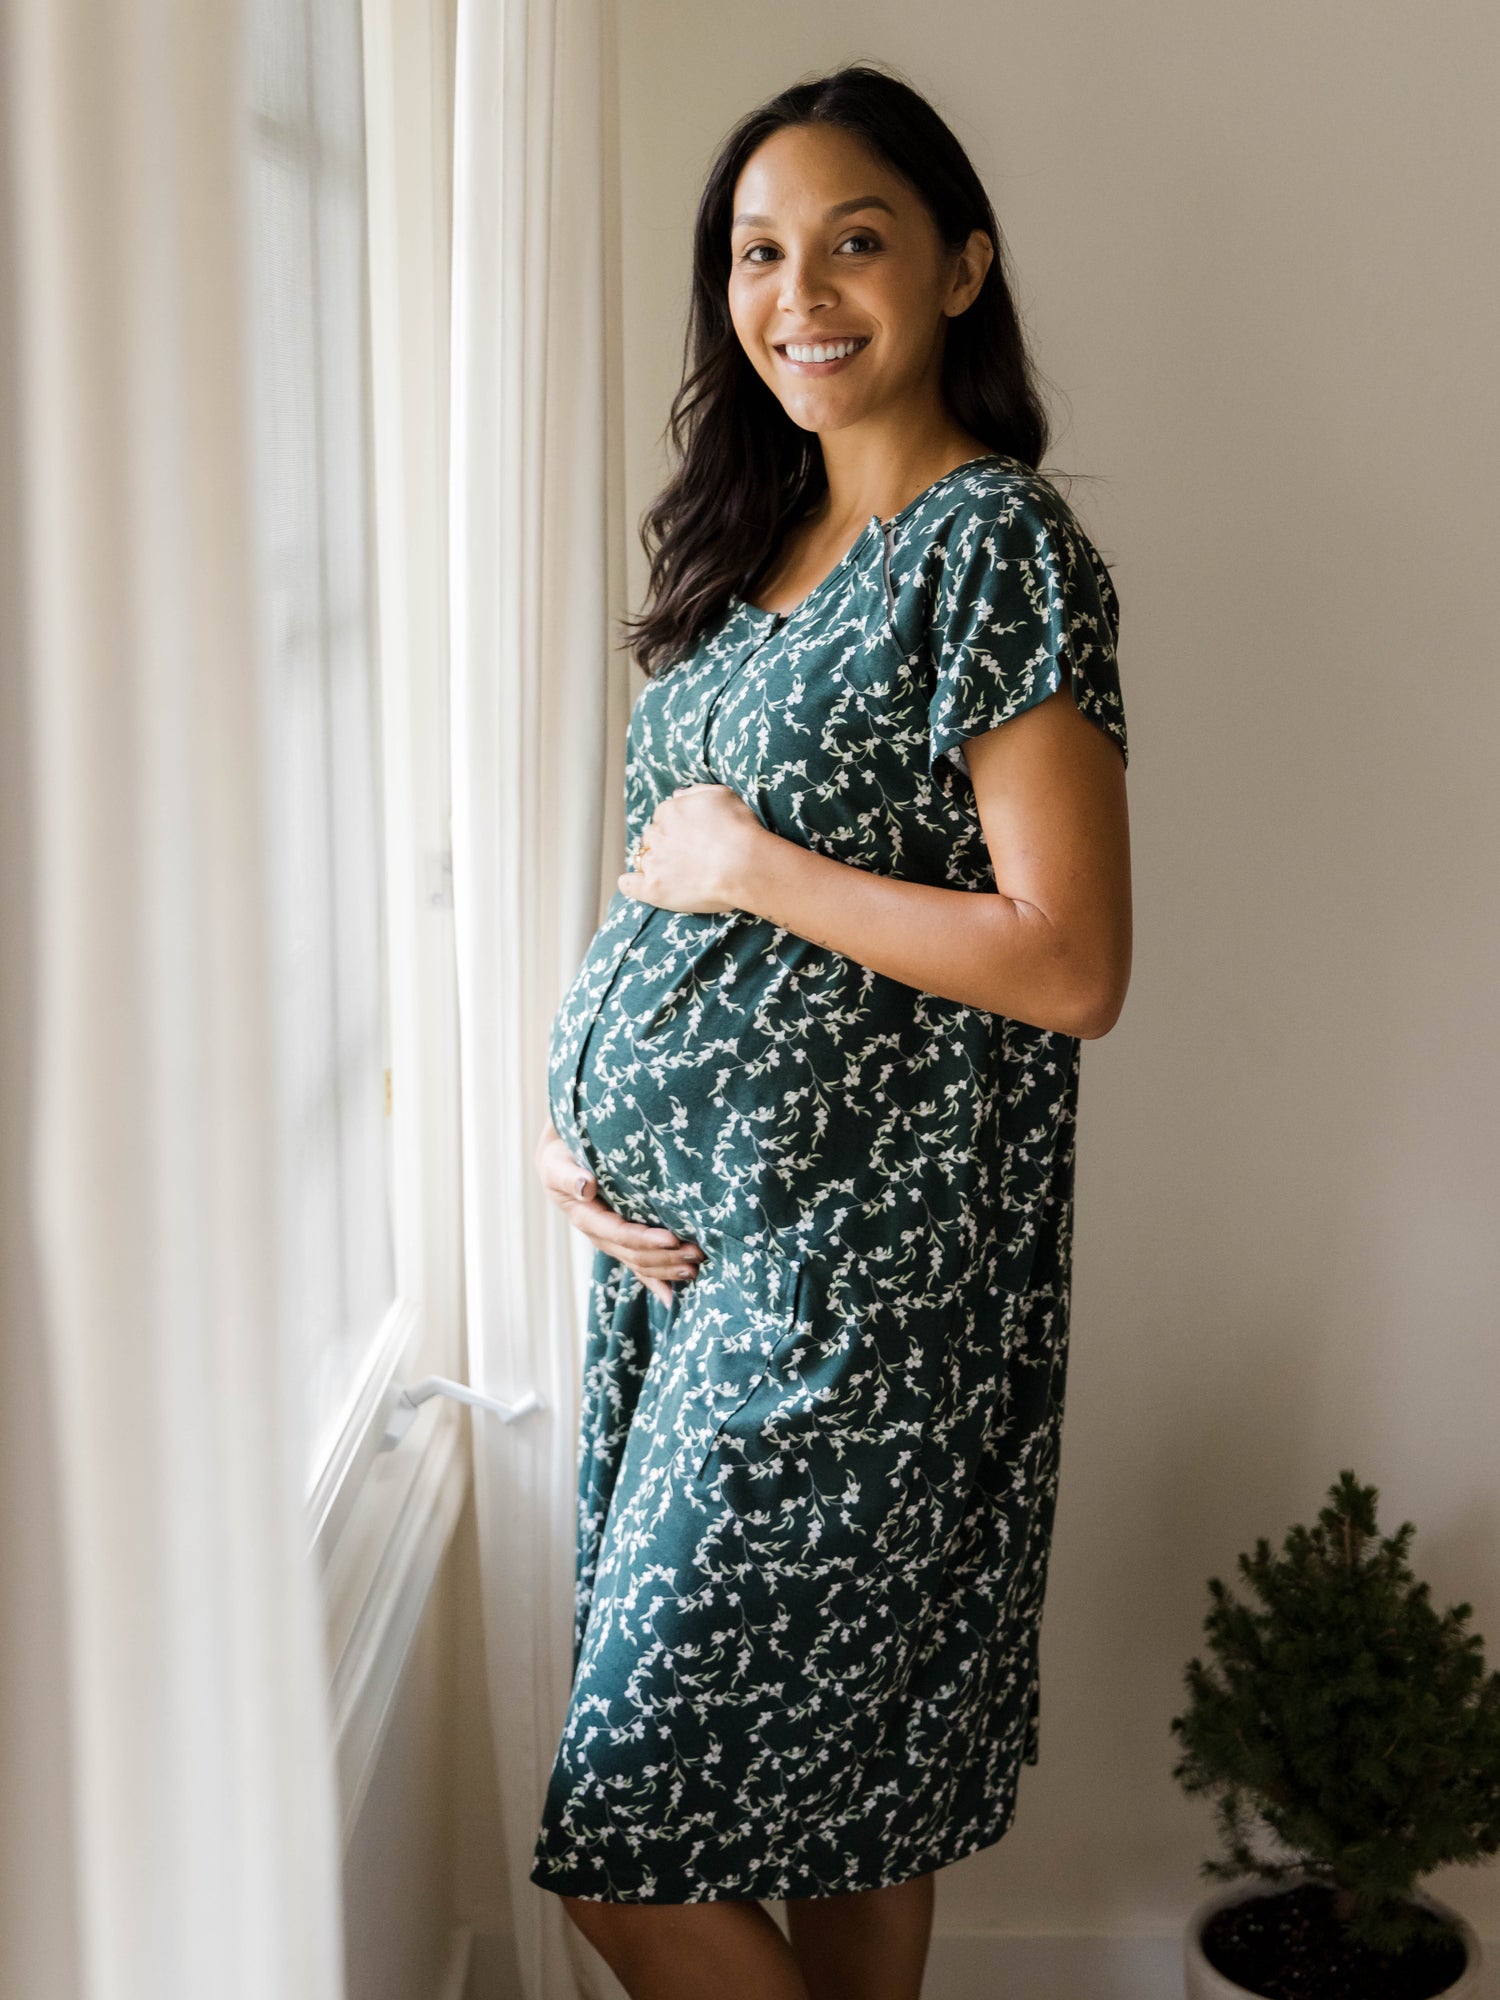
[774,334,871,373]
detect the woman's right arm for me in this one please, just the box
[534,1120,703,1308]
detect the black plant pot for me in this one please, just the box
[1184,1872,1482,2000]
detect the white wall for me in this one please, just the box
[615,0,1500,1947]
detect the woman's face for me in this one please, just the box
[726,122,989,439]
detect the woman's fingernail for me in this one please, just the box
[676,1265,694,1280]
[575,1173,592,1196]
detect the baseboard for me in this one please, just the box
[458,1922,1188,1999]
[929,1931,1184,1999]
[456,1920,1499,2000]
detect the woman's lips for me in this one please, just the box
[774,336,870,375]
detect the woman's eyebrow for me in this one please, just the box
[731,195,896,229]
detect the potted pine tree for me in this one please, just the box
[1171,1470,1500,1999]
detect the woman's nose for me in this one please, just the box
[776,259,838,313]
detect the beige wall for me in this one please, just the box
[615,0,1500,1942]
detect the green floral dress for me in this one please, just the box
[530,453,1128,1904]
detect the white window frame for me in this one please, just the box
[301,0,468,1847]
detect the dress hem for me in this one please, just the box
[527,1790,1022,1906]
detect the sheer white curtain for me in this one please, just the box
[449,0,628,1993]
[0,4,346,1997]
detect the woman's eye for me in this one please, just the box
[737,234,880,265]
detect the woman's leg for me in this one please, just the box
[782,1872,935,2000]
[560,1895,811,2000]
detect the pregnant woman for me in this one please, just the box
[530,63,1132,2000]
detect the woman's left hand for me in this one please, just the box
[618,783,769,915]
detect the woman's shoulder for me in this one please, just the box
[888,453,1121,646]
[891,454,1129,773]
[892,453,1097,564]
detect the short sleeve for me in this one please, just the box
[925,477,1129,783]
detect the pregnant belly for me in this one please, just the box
[548,895,833,1244]
[552,908,764,1232]
[550,890,1005,1262]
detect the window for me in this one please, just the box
[243,0,397,1479]
[239,0,464,1835]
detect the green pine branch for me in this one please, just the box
[1169,1470,1500,1954]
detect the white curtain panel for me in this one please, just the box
[0,4,347,1998]
[449,0,627,1993]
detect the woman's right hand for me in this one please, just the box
[535,1118,703,1309]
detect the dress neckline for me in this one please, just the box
[730,453,1010,626]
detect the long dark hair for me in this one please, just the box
[621,62,1059,677]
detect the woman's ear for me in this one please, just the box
[946,228,995,316]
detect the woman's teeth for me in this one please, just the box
[780,337,868,364]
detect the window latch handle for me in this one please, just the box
[380,1375,546,1450]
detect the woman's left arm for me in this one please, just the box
[622,678,1132,1039]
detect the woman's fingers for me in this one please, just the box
[538,1124,600,1206]
[535,1119,579,1193]
[535,1126,704,1285]
[590,1205,704,1278]
[585,1207,697,1306]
